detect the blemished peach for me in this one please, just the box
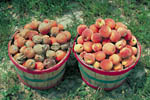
[105,18,115,29]
[77,24,87,35]
[109,54,121,65]
[93,61,100,69]
[24,59,35,70]
[24,47,35,58]
[95,18,105,28]
[42,35,51,44]
[80,51,87,59]
[100,59,113,71]
[95,51,106,61]
[50,27,60,36]
[83,41,93,53]
[38,22,51,35]
[56,50,66,61]
[14,37,26,47]
[25,40,35,47]
[35,62,44,70]
[117,27,128,37]
[56,33,68,44]
[26,30,39,40]
[51,42,60,51]
[110,30,121,42]
[14,53,26,64]
[84,53,95,65]
[63,31,71,41]
[43,58,56,69]
[92,43,102,52]
[102,39,111,45]
[34,54,44,62]
[30,20,41,30]
[124,30,132,40]
[132,47,137,55]
[82,28,93,41]
[102,43,116,55]
[113,63,123,71]
[99,25,111,38]
[57,24,64,31]
[115,22,127,30]
[50,37,57,44]
[91,33,102,43]
[9,45,19,55]
[20,46,27,54]
[119,47,132,58]
[129,35,137,46]
[89,24,99,33]
[122,56,135,67]
[115,39,127,50]
[77,36,84,44]
[74,44,84,53]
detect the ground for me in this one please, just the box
[0,0,150,100]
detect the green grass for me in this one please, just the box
[0,0,150,100]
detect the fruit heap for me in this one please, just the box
[74,18,138,71]
[9,19,71,70]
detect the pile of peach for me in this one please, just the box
[9,19,71,70]
[74,18,138,71]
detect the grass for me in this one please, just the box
[0,0,150,99]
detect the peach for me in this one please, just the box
[35,62,44,70]
[132,47,137,55]
[20,46,27,54]
[34,54,44,62]
[91,33,102,43]
[122,56,135,67]
[56,33,68,44]
[74,44,84,53]
[83,41,93,53]
[19,29,30,38]
[50,37,57,44]
[102,39,111,45]
[89,24,99,33]
[24,47,35,58]
[82,28,92,41]
[105,18,115,29]
[38,22,51,35]
[26,30,39,40]
[63,31,71,41]
[124,30,132,40]
[119,47,132,58]
[95,18,105,28]
[14,37,26,47]
[113,63,123,71]
[25,40,35,47]
[51,43,60,51]
[129,35,137,46]
[14,53,26,64]
[24,24,31,29]
[9,45,19,55]
[43,58,56,69]
[84,53,95,65]
[77,36,84,44]
[100,59,113,71]
[109,54,121,65]
[32,35,43,44]
[50,27,60,36]
[43,19,51,23]
[14,34,22,40]
[93,61,100,69]
[57,24,64,31]
[33,44,44,54]
[42,35,51,44]
[115,22,127,30]
[49,20,57,28]
[117,27,128,37]
[95,51,106,61]
[92,43,102,52]
[24,59,35,70]
[102,43,116,55]
[30,20,41,30]
[46,50,56,58]
[77,24,87,35]
[56,50,66,61]
[99,25,111,38]
[131,55,137,62]
[79,51,87,59]
[110,30,121,42]
[115,39,127,49]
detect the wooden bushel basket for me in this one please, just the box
[73,35,141,90]
[8,31,71,90]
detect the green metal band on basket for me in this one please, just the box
[78,63,131,83]
[14,66,65,82]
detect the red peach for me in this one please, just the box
[57,24,64,31]
[83,41,93,53]
[14,37,26,47]
[56,33,68,44]
[19,29,30,38]
[115,22,127,30]
[24,47,35,58]
[43,19,51,23]
[14,34,22,40]
[99,25,111,38]
[49,20,57,28]
[102,43,116,55]
[25,40,35,47]
[63,31,71,41]
[30,20,41,30]
[132,47,137,55]
[93,61,100,69]
[50,37,57,44]
[42,35,51,44]
[102,39,111,45]
[35,62,44,70]
[124,30,132,40]
[117,27,128,37]
[95,18,105,28]
[113,63,123,71]
[20,46,27,54]
[77,24,87,35]
[122,56,134,67]
[115,39,127,50]
[110,30,121,42]
[105,18,115,29]
[38,22,51,35]
[50,27,60,36]
[119,47,132,58]
[24,24,31,29]
[56,50,66,61]
[95,51,106,61]
[80,51,87,59]
[92,43,102,52]
[129,35,137,46]
[100,59,113,71]
[26,30,39,40]
[77,36,84,44]
[74,44,84,53]
[84,53,95,65]
[89,24,99,33]
[91,33,102,43]
[109,54,121,65]
[82,28,93,41]
[24,59,35,70]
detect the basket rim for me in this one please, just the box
[8,31,71,74]
[73,34,142,76]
